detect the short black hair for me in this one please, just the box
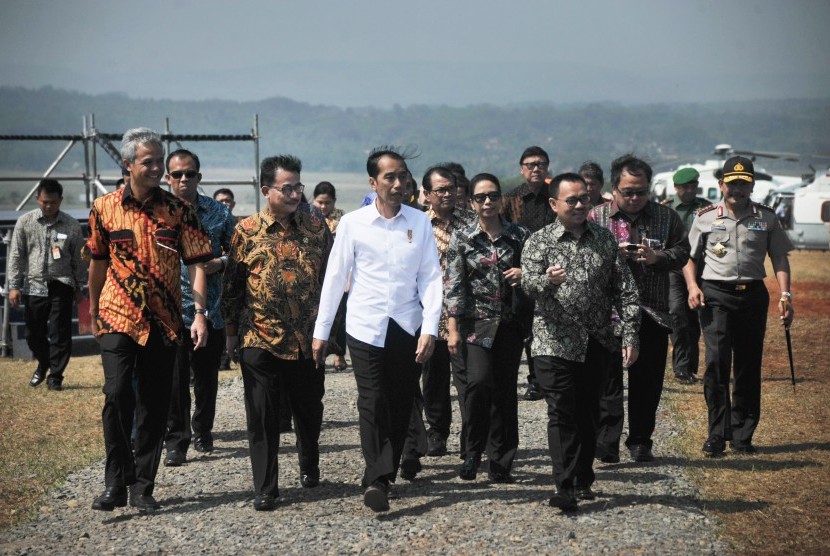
[470,173,502,194]
[578,161,604,185]
[422,165,457,192]
[366,145,409,179]
[36,178,63,198]
[548,172,586,199]
[313,181,336,199]
[166,148,201,172]
[213,187,234,200]
[610,154,652,188]
[261,155,302,187]
[520,146,549,165]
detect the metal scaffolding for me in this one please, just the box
[0,113,262,210]
[0,114,262,357]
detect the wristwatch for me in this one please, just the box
[195,308,208,316]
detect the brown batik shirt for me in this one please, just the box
[86,186,213,346]
[221,204,332,360]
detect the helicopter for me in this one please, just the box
[650,144,804,204]
[651,145,830,250]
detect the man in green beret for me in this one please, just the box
[665,167,711,384]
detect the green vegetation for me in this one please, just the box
[1,86,828,179]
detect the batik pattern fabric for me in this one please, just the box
[427,206,476,340]
[179,194,236,328]
[521,220,641,361]
[443,218,531,348]
[502,182,555,233]
[86,186,213,346]
[221,204,332,360]
[587,201,690,329]
[324,208,344,236]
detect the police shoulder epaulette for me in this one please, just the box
[696,204,717,216]
[755,202,775,213]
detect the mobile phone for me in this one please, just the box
[625,243,640,252]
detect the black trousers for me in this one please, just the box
[24,281,74,384]
[463,323,523,473]
[100,325,176,495]
[700,280,768,445]
[669,271,701,376]
[421,339,467,440]
[535,338,609,490]
[239,348,324,497]
[348,320,421,487]
[596,313,669,453]
[165,325,225,453]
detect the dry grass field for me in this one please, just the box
[665,249,830,555]
[0,250,827,554]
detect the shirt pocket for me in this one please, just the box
[707,231,730,247]
[154,228,180,254]
[109,229,136,255]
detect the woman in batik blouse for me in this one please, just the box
[444,173,531,483]
[313,181,348,371]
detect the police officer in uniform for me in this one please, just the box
[664,168,711,384]
[684,156,794,457]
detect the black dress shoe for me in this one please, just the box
[193,437,214,453]
[731,441,757,454]
[599,453,620,464]
[91,486,127,511]
[253,494,277,511]
[47,380,63,391]
[129,489,160,513]
[29,368,46,387]
[674,372,697,385]
[575,485,597,500]
[164,449,186,467]
[426,433,448,457]
[488,470,516,484]
[300,468,320,488]
[363,481,389,512]
[702,437,726,457]
[629,444,655,462]
[459,453,481,481]
[522,382,543,401]
[399,457,422,481]
[549,486,578,511]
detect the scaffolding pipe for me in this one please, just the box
[82,115,92,206]
[0,230,11,357]
[254,114,260,211]
[15,139,77,211]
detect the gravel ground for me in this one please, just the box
[0,361,730,555]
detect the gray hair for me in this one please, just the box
[120,127,163,163]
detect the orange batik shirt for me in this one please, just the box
[86,186,213,346]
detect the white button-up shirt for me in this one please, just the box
[314,202,442,348]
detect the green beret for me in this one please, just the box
[673,167,700,185]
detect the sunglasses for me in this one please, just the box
[556,194,591,207]
[169,170,199,180]
[472,192,502,203]
[522,161,549,170]
[616,188,649,198]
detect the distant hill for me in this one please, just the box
[1,86,828,179]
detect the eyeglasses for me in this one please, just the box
[556,194,592,207]
[429,187,455,196]
[522,161,549,170]
[616,188,649,198]
[472,192,502,203]
[269,183,305,195]
[169,170,199,180]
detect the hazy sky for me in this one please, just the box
[1,0,829,107]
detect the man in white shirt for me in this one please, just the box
[313,147,442,513]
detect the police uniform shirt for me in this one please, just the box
[689,201,793,282]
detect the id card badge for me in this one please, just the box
[51,245,61,259]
